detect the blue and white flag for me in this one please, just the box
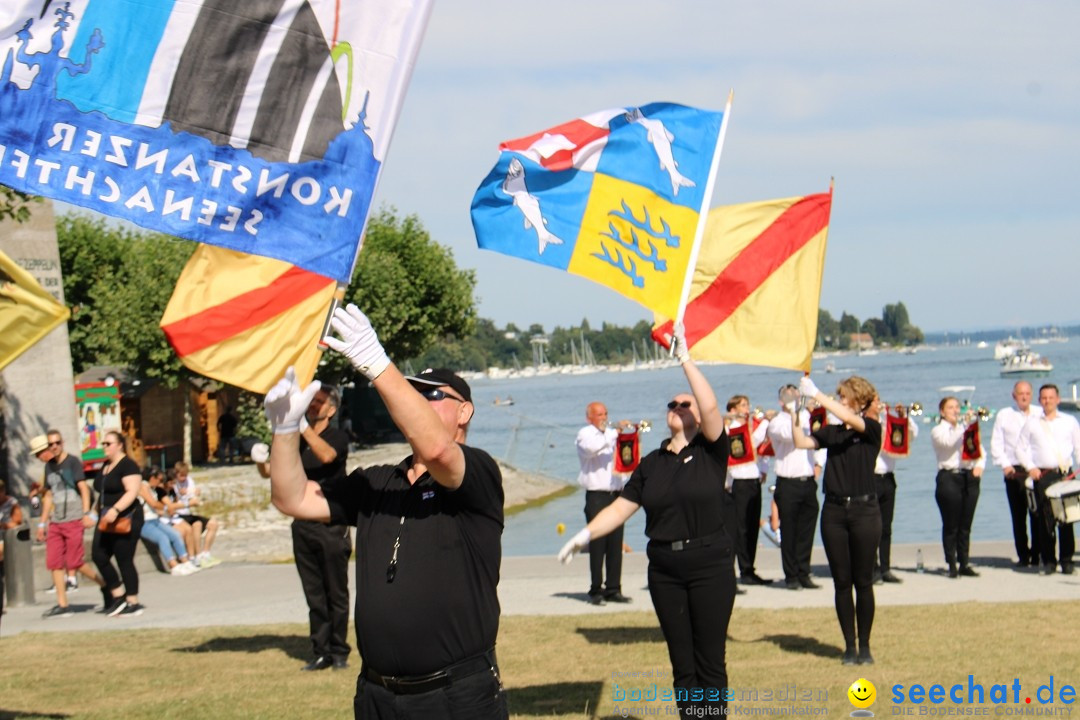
[0,0,431,281]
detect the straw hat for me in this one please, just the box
[29,434,50,456]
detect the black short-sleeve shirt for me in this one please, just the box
[620,431,729,542]
[811,417,882,497]
[324,444,503,676]
[95,456,143,519]
[301,426,349,487]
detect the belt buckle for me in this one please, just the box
[671,540,684,551]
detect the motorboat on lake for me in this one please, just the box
[999,349,1053,377]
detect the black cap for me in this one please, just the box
[406,368,472,403]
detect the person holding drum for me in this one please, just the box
[1015,384,1079,576]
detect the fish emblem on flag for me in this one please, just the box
[471,102,724,319]
[0,0,432,282]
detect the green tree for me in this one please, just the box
[0,187,38,224]
[57,215,196,386]
[817,309,840,348]
[839,312,860,334]
[320,209,477,384]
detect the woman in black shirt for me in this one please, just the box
[789,375,882,666]
[93,430,145,617]
[559,333,733,719]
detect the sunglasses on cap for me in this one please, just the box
[417,387,464,403]
[667,400,693,410]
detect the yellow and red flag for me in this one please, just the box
[653,190,832,372]
[0,247,71,371]
[160,245,336,394]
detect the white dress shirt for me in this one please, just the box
[990,405,1044,468]
[930,420,986,471]
[727,419,769,482]
[1016,414,1080,472]
[875,417,919,474]
[767,410,816,478]
[575,424,621,491]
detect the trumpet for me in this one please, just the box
[614,419,651,433]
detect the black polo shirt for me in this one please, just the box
[620,431,729,543]
[300,426,349,487]
[324,443,503,676]
[812,417,882,497]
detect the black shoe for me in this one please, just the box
[740,573,772,586]
[587,594,606,606]
[604,592,633,603]
[736,587,747,595]
[858,647,875,665]
[799,577,820,589]
[959,566,979,577]
[872,571,883,585]
[785,580,802,591]
[881,571,902,583]
[332,658,349,670]
[103,596,127,617]
[1062,563,1075,575]
[841,648,858,666]
[301,657,333,671]
[948,565,959,579]
[1039,564,1055,576]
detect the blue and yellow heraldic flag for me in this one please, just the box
[0,0,432,282]
[471,102,724,319]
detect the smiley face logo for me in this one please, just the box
[848,677,876,711]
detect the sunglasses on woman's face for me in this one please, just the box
[667,400,693,410]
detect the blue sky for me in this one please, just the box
[371,0,1080,334]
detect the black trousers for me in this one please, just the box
[873,473,896,571]
[775,476,818,582]
[820,497,881,649]
[92,516,144,596]
[1004,468,1040,564]
[292,520,352,661]
[353,661,508,720]
[647,539,735,719]
[935,470,980,568]
[730,478,762,576]
[1033,471,1076,568]
[584,490,624,596]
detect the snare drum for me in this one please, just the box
[1045,479,1080,525]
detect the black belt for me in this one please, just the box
[585,489,621,494]
[777,475,814,482]
[653,529,726,552]
[361,650,497,695]
[733,477,761,482]
[824,493,876,506]
[940,468,968,475]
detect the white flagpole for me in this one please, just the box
[673,89,734,329]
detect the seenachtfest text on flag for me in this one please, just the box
[0,0,432,282]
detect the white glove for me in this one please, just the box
[324,303,391,381]
[299,415,310,434]
[249,443,270,464]
[784,401,798,415]
[799,376,820,399]
[671,323,690,364]
[264,367,322,434]
[557,528,591,564]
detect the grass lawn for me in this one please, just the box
[1,600,1077,719]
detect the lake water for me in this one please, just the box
[462,341,1080,557]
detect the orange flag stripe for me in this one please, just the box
[162,266,335,356]
[655,192,831,345]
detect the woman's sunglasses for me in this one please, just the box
[667,400,692,410]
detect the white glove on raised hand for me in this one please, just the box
[264,367,321,435]
[249,443,270,464]
[799,376,820,400]
[668,323,690,364]
[557,528,591,564]
[323,303,391,381]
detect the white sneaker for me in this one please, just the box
[170,563,191,576]
[66,577,79,592]
[197,553,222,568]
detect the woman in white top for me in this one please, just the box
[930,397,986,578]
